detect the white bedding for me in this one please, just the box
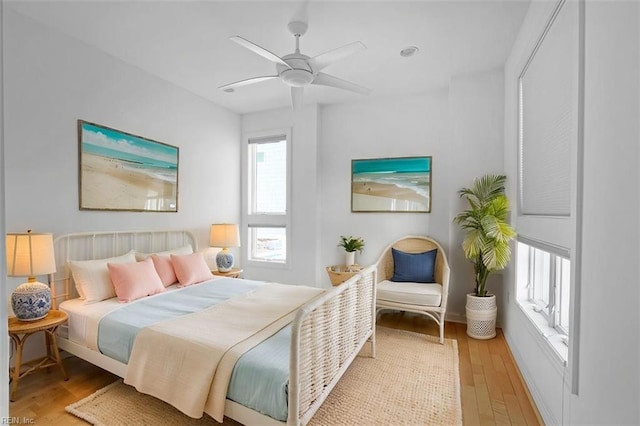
[58,283,196,350]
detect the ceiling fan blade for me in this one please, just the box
[308,41,366,72]
[230,36,292,69]
[218,75,279,91]
[291,87,303,110]
[312,72,371,95]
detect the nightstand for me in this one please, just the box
[212,268,243,278]
[9,309,69,401]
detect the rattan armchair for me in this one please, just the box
[374,236,451,344]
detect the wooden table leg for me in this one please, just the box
[46,327,67,380]
[10,334,24,402]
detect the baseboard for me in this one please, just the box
[444,312,466,324]
[503,330,557,425]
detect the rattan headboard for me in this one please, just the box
[48,229,198,308]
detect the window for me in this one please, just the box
[516,238,571,361]
[243,130,291,266]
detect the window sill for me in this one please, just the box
[245,259,290,270]
[517,301,568,365]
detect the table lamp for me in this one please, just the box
[210,224,240,272]
[6,230,56,321]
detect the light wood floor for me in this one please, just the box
[10,313,542,425]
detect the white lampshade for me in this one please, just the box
[6,231,56,322]
[6,231,56,277]
[209,224,240,249]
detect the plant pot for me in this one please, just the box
[465,293,497,340]
[345,251,356,267]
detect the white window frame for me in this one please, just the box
[515,0,583,395]
[241,128,292,269]
[516,236,570,363]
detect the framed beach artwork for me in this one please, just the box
[351,156,431,213]
[78,120,179,212]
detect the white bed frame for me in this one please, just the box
[49,230,376,426]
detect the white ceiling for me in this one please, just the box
[6,0,530,115]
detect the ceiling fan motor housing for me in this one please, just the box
[277,55,315,87]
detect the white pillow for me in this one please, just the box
[68,250,137,304]
[134,245,193,261]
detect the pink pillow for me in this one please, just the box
[151,254,178,287]
[171,252,213,287]
[107,258,165,303]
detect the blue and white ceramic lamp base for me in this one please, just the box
[12,281,52,321]
[216,249,235,273]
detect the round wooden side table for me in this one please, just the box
[326,265,365,286]
[8,309,69,401]
[212,268,243,278]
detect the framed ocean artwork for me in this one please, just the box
[351,156,431,213]
[78,120,179,212]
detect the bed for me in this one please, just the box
[49,230,376,426]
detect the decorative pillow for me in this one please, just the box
[108,258,166,303]
[390,248,437,283]
[68,250,137,303]
[171,252,213,287]
[150,254,178,287]
[135,245,193,261]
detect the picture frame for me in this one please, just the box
[78,120,179,212]
[351,156,431,213]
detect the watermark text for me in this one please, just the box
[0,417,35,424]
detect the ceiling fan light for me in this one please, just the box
[281,69,314,87]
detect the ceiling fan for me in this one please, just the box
[219,20,370,109]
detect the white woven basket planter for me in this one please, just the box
[465,294,497,340]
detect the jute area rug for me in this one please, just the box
[66,326,462,425]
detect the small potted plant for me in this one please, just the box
[338,235,365,267]
[454,174,516,339]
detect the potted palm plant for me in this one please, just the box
[454,174,516,339]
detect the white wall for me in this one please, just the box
[448,70,506,321]
[3,10,241,359]
[502,1,640,424]
[240,75,505,322]
[571,0,639,423]
[242,78,503,320]
[317,74,504,321]
[4,9,240,250]
[319,92,451,272]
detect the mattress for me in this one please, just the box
[59,277,291,421]
[59,283,185,348]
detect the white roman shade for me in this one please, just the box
[518,0,577,217]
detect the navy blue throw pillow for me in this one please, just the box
[390,248,437,283]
